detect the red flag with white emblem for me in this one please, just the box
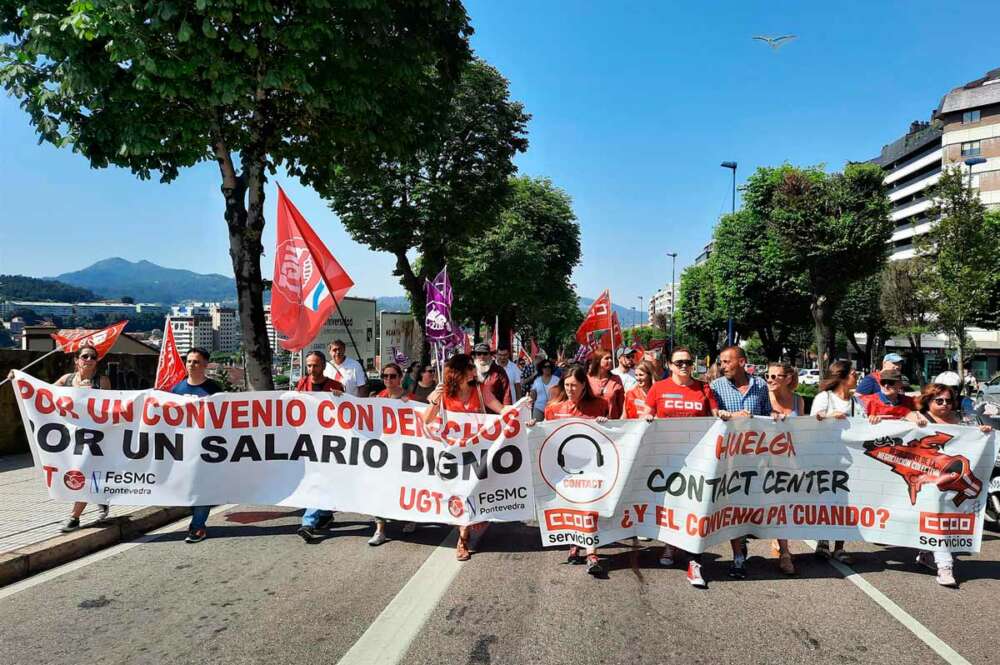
[154,321,187,391]
[272,185,354,352]
[576,290,613,345]
[51,321,127,359]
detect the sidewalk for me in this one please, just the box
[0,454,144,555]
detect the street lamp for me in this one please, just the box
[666,252,677,355]
[964,156,986,190]
[638,295,644,327]
[720,161,737,346]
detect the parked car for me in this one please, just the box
[798,368,821,386]
[978,372,1000,407]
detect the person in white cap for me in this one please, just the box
[856,352,903,395]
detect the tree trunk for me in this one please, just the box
[957,334,966,388]
[212,128,272,390]
[810,294,835,373]
[906,333,926,386]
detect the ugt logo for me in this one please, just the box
[864,432,982,506]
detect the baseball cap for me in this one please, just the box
[880,368,903,383]
[934,371,961,387]
[472,343,492,355]
[883,353,903,364]
[616,346,635,359]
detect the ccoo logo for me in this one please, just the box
[63,470,86,491]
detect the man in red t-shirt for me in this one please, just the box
[472,343,511,413]
[860,368,917,419]
[295,351,345,394]
[643,346,717,588]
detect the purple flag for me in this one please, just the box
[424,278,453,343]
[391,346,410,366]
[433,267,452,306]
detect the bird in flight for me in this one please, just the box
[753,35,797,50]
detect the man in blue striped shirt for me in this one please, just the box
[709,346,774,579]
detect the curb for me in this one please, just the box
[0,506,190,588]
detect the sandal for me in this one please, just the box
[831,549,854,565]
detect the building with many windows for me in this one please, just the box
[168,316,214,355]
[648,283,679,325]
[210,306,239,353]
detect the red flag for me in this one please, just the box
[464,332,472,355]
[530,338,540,357]
[517,348,531,363]
[490,316,499,352]
[576,290,613,345]
[154,321,186,391]
[272,185,354,352]
[598,312,624,352]
[51,321,127,359]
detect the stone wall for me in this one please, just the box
[0,350,157,456]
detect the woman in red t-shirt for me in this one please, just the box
[624,361,655,419]
[536,364,611,576]
[587,350,625,419]
[423,354,509,561]
[374,363,410,400]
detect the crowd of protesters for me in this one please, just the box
[25,339,993,590]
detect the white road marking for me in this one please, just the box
[803,540,971,665]
[0,505,237,600]
[336,529,462,665]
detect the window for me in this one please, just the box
[962,110,981,124]
[961,141,981,157]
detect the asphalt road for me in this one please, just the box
[1,507,998,665]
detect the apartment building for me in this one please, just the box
[648,283,679,325]
[210,305,239,353]
[169,316,214,355]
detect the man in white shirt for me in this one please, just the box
[611,347,638,390]
[496,346,522,402]
[324,339,369,396]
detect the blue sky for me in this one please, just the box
[2,1,999,306]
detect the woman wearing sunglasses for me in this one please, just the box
[55,344,112,532]
[911,383,992,587]
[409,365,438,403]
[765,361,804,576]
[368,363,410,545]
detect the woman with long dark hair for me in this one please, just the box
[588,349,624,419]
[423,354,509,561]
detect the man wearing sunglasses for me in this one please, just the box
[856,352,903,396]
[644,346,717,587]
[860,368,917,419]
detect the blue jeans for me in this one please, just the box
[302,508,333,528]
[189,505,212,531]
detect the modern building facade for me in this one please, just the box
[210,306,239,353]
[648,283,679,325]
[168,316,214,355]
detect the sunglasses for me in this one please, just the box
[880,380,899,387]
[672,360,694,367]
[932,397,952,405]
[381,373,400,379]
[767,373,786,380]
[78,354,97,361]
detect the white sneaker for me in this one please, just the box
[659,546,674,567]
[687,561,706,588]
[915,551,936,572]
[96,505,110,523]
[368,530,387,547]
[936,566,957,587]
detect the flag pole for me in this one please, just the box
[0,347,63,389]
[333,298,365,369]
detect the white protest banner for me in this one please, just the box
[529,415,997,553]
[10,371,534,525]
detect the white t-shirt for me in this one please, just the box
[498,361,520,402]
[810,390,862,417]
[612,367,638,391]
[324,357,368,396]
[530,375,560,412]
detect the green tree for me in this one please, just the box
[452,176,581,347]
[1,1,472,388]
[708,210,811,360]
[676,263,725,360]
[303,58,528,340]
[743,163,892,372]
[880,258,933,385]
[918,167,999,384]
[836,273,889,371]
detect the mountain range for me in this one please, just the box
[38,259,641,322]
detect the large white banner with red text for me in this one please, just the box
[529,415,997,553]
[11,372,533,526]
